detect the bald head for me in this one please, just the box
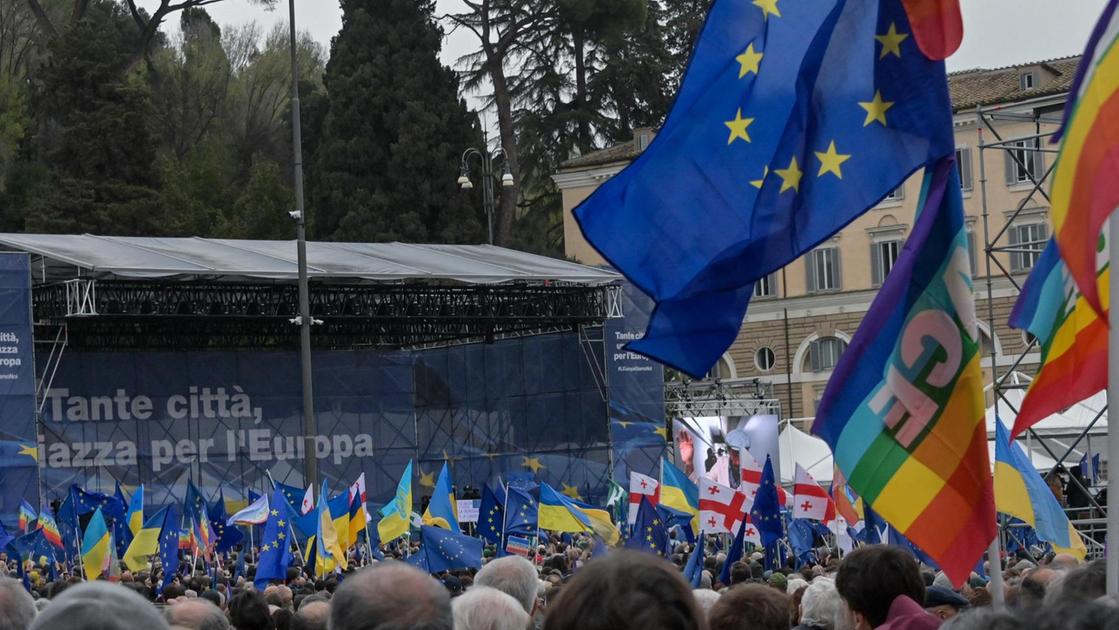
[293,600,330,630]
[475,556,539,613]
[0,576,36,630]
[1050,553,1080,571]
[29,582,169,630]
[165,599,230,630]
[329,562,451,630]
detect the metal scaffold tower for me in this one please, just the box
[976,104,1108,558]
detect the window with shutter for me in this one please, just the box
[956,148,973,191]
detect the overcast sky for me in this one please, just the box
[145,0,1107,94]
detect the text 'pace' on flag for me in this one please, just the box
[994,419,1087,559]
[813,157,996,587]
[1007,239,1107,437]
[573,0,956,377]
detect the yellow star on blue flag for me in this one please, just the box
[573,0,957,378]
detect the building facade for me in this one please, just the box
[553,57,1079,427]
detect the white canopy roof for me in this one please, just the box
[0,234,622,285]
[778,421,1059,486]
[985,388,1108,438]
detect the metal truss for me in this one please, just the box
[976,105,1107,557]
[31,280,614,350]
[665,379,781,419]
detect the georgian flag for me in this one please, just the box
[301,485,315,515]
[628,472,660,524]
[350,473,371,523]
[792,464,835,523]
[698,477,748,535]
[740,448,787,506]
[741,515,761,546]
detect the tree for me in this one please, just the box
[217,159,292,239]
[25,0,277,71]
[25,1,165,235]
[310,0,485,244]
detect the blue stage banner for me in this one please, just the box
[0,254,38,529]
[605,280,666,483]
[37,330,624,514]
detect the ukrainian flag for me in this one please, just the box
[422,462,459,532]
[538,483,620,545]
[328,491,352,552]
[315,480,347,576]
[80,507,110,580]
[994,419,1086,559]
[660,458,699,532]
[127,485,144,537]
[377,460,413,543]
[123,507,168,571]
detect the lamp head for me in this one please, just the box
[501,171,514,188]
[457,174,473,190]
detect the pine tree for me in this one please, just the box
[310,0,485,243]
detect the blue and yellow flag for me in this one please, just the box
[408,525,483,573]
[314,480,347,576]
[422,462,460,532]
[503,486,536,539]
[477,483,504,544]
[538,483,620,545]
[122,506,168,571]
[377,460,413,543]
[994,419,1086,559]
[660,458,698,531]
[81,507,110,581]
[574,0,958,377]
[255,487,294,589]
[327,490,352,552]
[126,485,144,536]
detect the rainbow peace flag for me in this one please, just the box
[1007,240,1106,437]
[813,157,995,586]
[38,511,63,549]
[1048,1,1119,319]
[18,501,36,532]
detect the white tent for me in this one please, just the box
[985,388,1107,469]
[777,420,1058,487]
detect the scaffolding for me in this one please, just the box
[976,104,1107,558]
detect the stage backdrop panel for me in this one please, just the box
[0,254,37,530]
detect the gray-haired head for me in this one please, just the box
[165,598,230,630]
[328,561,451,630]
[800,577,841,630]
[292,599,330,630]
[29,581,169,630]
[474,555,539,614]
[939,607,1020,630]
[0,576,36,630]
[452,586,530,630]
[692,589,720,619]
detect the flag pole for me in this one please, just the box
[1106,216,1119,595]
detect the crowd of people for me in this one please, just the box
[0,538,1112,630]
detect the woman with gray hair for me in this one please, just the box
[452,586,531,630]
[795,578,842,630]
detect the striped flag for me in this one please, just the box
[1046,1,1119,324]
[628,472,659,525]
[813,157,996,586]
[792,464,834,523]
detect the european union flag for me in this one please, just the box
[255,486,294,589]
[574,0,956,377]
[788,519,818,568]
[503,487,537,538]
[625,497,668,556]
[862,504,888,545]
[749,456,783,548]
[156,506,181,594]
[275,482,316,539]
[477,483,504,545]
[73,485,126,521]
[57,489,79,561]
[408,525,483,573]
[719,517,748,586]
[209,489,244,553]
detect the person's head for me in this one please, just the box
[200,590,224,610]
[29,582,169,630]
[291,600,329,630]
[451,586,530,630]
[474,556,539,614]
[1044,558,1105,606]
[1049,553,1080,571]
[165,598,231,630]
[938,608,1020,630]
[329,561,451,630]
[264,585,293,611]
[542,551,704,630]
[707,583,789,630]
[728,561,752,585]
[1016,567,1059,609]
[0,576,36,630]
[800,577,841,630]
[692,589,720,619]
[835,545,925,630]
[922,586,969,621]
[229,590,274,630]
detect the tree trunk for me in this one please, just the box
[490,58,520,247]
[24,0,57,39]
[572,28,592,154]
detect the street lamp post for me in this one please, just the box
[458,145,514,245]
[288,0,317,488]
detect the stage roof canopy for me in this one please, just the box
[0,234,621,285]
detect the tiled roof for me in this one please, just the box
[559,56,1081,171]
[947,55,1080,111]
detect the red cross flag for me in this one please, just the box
[629,472,660,525]
[792,464,835,523]
[742,515,761,546]
[738,448,762,499]
[698,477,748,535]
